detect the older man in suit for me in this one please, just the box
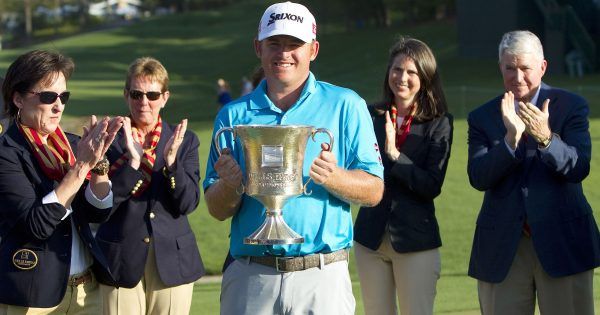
[467,30,600,315]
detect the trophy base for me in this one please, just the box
[244,211,304,245]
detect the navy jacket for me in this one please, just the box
[94,121,204,288]
[0,124,112,307]
[467,83,600,282]
[354,105,453,253]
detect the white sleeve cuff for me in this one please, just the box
[85,181,113,209]
[43,190,72,220]
[504,139,516,157]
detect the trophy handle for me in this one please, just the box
[303,128,335,195]
[214,127,234,156]
[213,127,245,195]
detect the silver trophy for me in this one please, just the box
[214,125,334,245]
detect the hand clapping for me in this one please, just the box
[384,111,400,161]
[517,98,551,144]
[164,118,188,171]
[122,117,143,169]
[79,115,123,169]
[500,91,526,149]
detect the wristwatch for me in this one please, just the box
[91,157,110,175]
[538,135,552,148]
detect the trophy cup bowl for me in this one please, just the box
[214,124,333,245]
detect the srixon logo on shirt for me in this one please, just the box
[267,12,304,26]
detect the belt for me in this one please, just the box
[249,249,349,272]
[68,269,93,286]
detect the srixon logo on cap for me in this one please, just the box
[267,12,304,26]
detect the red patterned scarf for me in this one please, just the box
[18,123,75,181]
[110,116,162,197]
[389,104,415,150]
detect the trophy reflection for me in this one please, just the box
[214,125,333,245]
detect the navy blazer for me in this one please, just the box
[467,83,600,283]
[94,121,205,288]
[354,105,453,253]
[0,124,112,307]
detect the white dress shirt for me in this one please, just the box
[42,182,113,276]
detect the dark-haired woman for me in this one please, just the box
[354,37,453,315]
[0,50,122,314]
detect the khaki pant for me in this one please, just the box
[100,243,193,315]
[354,237,440,315]
[0,271,100,315]
[478,236,595,315]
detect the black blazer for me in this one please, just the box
[467,83,600,283]
[354,105,453,253]
[0,124,112,307]
[94,121,205,288]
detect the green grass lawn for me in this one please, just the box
[1,0,599,313]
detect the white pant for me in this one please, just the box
[220,258,355,315]
[354,239,440,315]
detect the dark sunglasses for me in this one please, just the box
[28,91,70,104]
[128,90,163,101]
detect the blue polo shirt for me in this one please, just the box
[204,72,383,258]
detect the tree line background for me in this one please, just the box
[0,0,455,49]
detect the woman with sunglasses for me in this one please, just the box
[94,57,204,315]
[0,50,123,314]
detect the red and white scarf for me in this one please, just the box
[18,123,75,181]
[110,116,162,197]
[389,104,415,150]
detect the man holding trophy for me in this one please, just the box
[204,2,384,314]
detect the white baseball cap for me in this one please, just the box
[257,2,317,43]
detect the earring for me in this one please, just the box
[16,108,21,123]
